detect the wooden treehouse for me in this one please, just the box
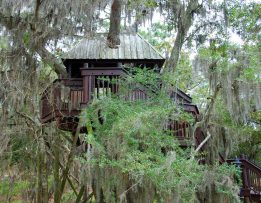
[40,33,201,146]
[40,33,261,202]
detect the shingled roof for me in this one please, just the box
[63,33,165,60]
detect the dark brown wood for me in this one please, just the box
[40,78,83,123]
[82,76,89,104]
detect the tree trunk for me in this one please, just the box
[36,137,49,203]
[107,0,122,48]
[165,27,185,73]
[164,0,199,73]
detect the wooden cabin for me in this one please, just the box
[40,33,202,145]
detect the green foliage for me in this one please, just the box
[139,23,173,55]
[82,69,200,199]
[0,179,29,197]
[0,37,8,50]
[62,190,77,203]
[22,32,30,46]
[228,1,261,41]
[238,45,261,83]
[79,68,240,201]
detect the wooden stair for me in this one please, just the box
[227,156,261,202]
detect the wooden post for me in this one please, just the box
[82,76,89,105]
[82,63,89,105]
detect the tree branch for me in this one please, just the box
[58,124,81,201]
[36,46,67,77]
[195,129,212,153]
[16,110,39,126]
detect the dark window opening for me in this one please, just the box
[90,62,119,68]
[66,63,82,78]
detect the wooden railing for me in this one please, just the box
[126,89,147,101]
[81,68,123,104]
[92,75,120,99]
[227,156,261,200]
[82,74,147,102]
